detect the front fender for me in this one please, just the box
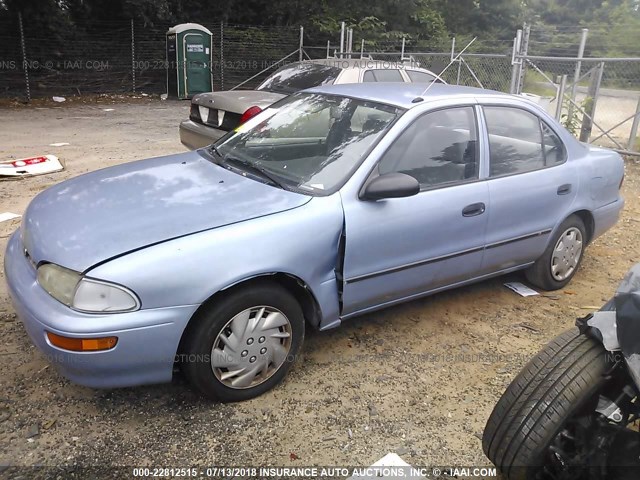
[87,194,345,329]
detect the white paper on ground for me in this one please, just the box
[347,453,424,480]
[504,282,539,297]
[0,155,64,177]
[52,96,66,102]
[49,142,70,147]
[0,212,21,223]
[103,108,115,112]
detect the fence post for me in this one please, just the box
[299,26,304,62]
[568,28,588,121]
[516,24,530,94]
[579,62,604,142]
[555,74,567,121]
[18,12,30,102]
[509,28,522,94]
[220,21,224,90]
[629,97,640,152]
[131,19,136,93]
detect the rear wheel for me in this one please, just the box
[181,282,304,402]
[525,215,586,290]
[483,328,640,480]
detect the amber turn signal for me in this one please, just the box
[46,331,118,352]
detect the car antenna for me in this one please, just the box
[412,37,477,103]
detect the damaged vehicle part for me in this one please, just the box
[483,264,640,479]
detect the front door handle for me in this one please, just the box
[462,202,486,217]
[557,183,572,195]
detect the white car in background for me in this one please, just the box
[179,58,445,149]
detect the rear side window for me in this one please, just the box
[363,69,405,82]
[484,107,567,177]
[542,122,567,165]
[485,107,546,177]
[406,70,439,83]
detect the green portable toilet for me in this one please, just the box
[166,23,213,99]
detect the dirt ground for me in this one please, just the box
[0,99,639,477]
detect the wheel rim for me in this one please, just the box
[550,227,583,282]
[210,306,292,390]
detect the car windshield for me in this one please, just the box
[212,93,402,194]
[258,63,342,94]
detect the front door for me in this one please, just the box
[341,106,490,316]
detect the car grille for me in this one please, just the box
[189,104,242,132]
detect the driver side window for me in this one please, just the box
[377,107,479,189]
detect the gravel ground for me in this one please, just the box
[0,98,639,478]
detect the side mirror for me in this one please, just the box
[361,172,420,201]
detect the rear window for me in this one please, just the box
[363,69,405,82]
[406,70,440,83]
[258,63,342,94]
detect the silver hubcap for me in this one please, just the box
[550,227,583,281]
[211,306,292,389]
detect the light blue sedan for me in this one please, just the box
[4,83,624,401]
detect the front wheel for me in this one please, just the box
[482,328,640,480]
[181,282,305,402]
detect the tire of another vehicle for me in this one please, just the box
[482,328,612,480]
[525,215,586,291]
[181,282,305,402]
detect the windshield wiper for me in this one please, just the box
[209,144,223,158]
[222,157,288,190]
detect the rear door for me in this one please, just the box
[479,104,577,273]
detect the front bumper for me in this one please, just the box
[4,231,199,388]
[179,119,226,150]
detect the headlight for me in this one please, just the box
[37,263,140,313]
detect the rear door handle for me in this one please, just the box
[462,202,486,217]
[557,183,572,195]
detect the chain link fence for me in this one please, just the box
[0,13,300,99]
[1,13,638,154]
[518,57,640,153]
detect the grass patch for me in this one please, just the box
[523,69,557,97]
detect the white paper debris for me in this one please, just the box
[0,155,64,177]
[49,142,70,147]
[102,108,115,112]
[52,96,66,102]
[347,453,424,480]
[0,212,21,223]
[504,282,539,297]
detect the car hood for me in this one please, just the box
[192,89,285,114]
[21,151,310,272]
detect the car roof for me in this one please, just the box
[303,82,508,109]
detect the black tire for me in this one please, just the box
[525,215,586,291]
[482,328,613,480]
[181,281,305,402]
